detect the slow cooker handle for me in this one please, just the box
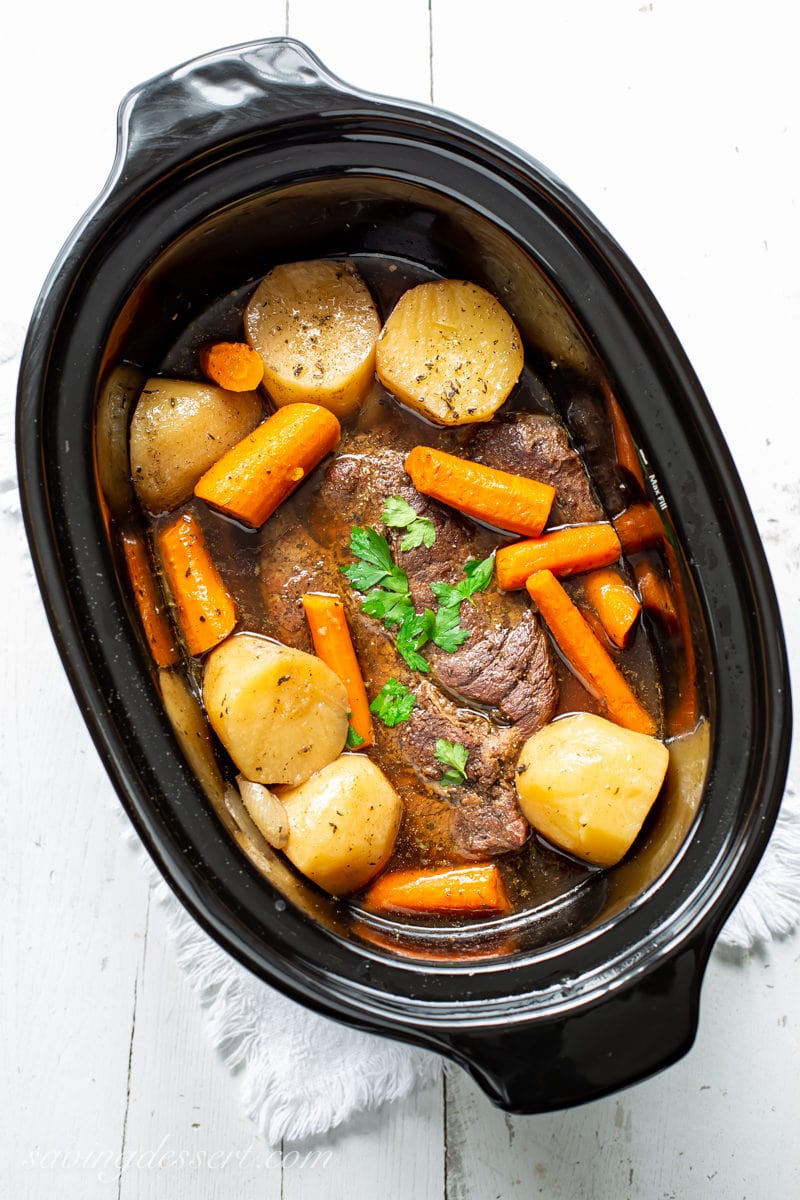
[446,943,707,1112]
[115,39,356,187]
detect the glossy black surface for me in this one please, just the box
[16,39,791,1111]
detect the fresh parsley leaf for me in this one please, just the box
[435,738,470,787]
[346,724,366,748]
[432,603,471,653]
[361,587,414,627]
[399,521,436,552]
[341,559,392,592]
[462,554,495,596]
[396,608,434,673]
[369,678,417,726]
[381,496,418,526]
[381,495,436,553]
[341,526,409,594]
[349,525,395,573]
[429,580,463,608]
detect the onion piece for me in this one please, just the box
[236,775,290,848]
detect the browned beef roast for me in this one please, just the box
[259,491,533,859]
[311,437,559,735]
[468,410,603,525]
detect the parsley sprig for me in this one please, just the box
[381,496,436,551]
[369,678,417,726]
[435,739,470,787]
[341,520,494,673]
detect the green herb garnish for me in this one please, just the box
[345,724,366,748]
[435,738,470,787]
[341,526,409,594]
[382,495,437,552]
[369,678,417,726]
[341,520,495,673]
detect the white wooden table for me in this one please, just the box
[2,3,799,1197]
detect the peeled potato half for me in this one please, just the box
[515,712,670,867]
[279,756,402,895]
[203,634,349,786]
[129,379,263,514]
[375,279,524,425]
[244,259,380,419]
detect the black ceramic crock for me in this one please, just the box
[16,39,792,1111]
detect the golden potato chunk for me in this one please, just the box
[515,712,670,867]
[375,279,524,425]
[244,259,381,419]
[279,756,402,895]
[203,634,349,786]
[129,378,262,513]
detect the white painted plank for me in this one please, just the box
[283,1074,445,1200]
[0,525,150,1200]
[445,936,800,1199]
[117,886,284,1200]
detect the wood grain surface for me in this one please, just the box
[2,3,798,1198]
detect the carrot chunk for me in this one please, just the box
[199,341,265,392]
[495,523,621,590]
[156,512,237,656]
[614,503,664,554]
[194,402,340,529]
[362,863,510,916]
[583,567,642,649]
[526,569,656,735]
[607,391,646,490]
[404,445,555,536]
[120,529,179,668]
[633,560,679,631]
[301,592,374,748]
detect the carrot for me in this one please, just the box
[156,512,237,656]
[120,529,179,668]
[301,592,374,747]
[404,445,555,537]
[584,567,641,649]
[632,559,678,631]
[526,569,656,735]
[614,503,664,555]
[362,863,510,916]
[495,522,621,590]
[606,390,646,491]
[194,402,340,528]
[199,341,264,392]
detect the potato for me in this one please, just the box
[278,756,402,895]
[515,712,669,868]
[130,378,263,513]
[375,279,524,425]
[244,259,381,419]
[203,634,349,786]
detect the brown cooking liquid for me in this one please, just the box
[153,254,665,926]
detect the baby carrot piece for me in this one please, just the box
[301,592,374,748]
[157,512,237,656]
[606,391,646,490]
[633,560,679,631]
[362,863,510,916]
[120,529,179,668]
[199,341,265,392]
[194,402,340,529]
[526,569,656,735]
[584,567,641,649]
[614,503,664,554]
[404,445,555,537]
[495,522,621,590]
